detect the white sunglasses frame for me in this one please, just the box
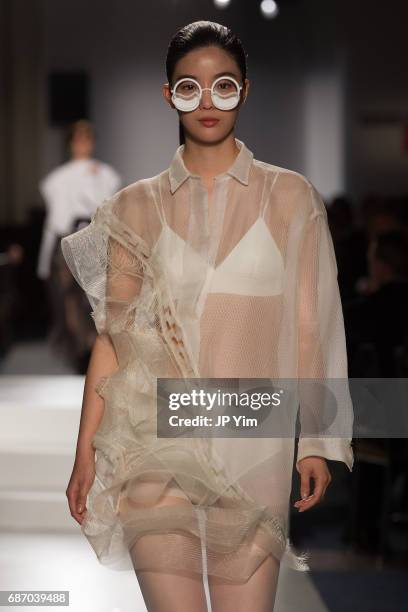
[170,75,243,112]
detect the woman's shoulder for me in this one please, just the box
[253,157,313,192]
[110,169,167,203]
[94,171,166,233]
[98,174,155,208]
[252,158,321,219]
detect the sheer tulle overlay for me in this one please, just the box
[61,138,353,582]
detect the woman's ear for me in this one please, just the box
[242,78,250,104]
[162,83,173,107]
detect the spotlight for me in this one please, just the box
[214,0,231,8]
[260,0,279,19]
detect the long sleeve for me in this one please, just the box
[36,222,57,280]
[295,183,354,472]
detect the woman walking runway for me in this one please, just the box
[62,20,354,612]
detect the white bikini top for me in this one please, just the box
[152,213,284,298]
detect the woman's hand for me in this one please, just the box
[293,456,332,512]
[66,444,96,525]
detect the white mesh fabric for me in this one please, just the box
[60,138,353,581]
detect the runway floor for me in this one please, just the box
[0,339,407,611]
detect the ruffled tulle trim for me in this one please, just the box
[82,364,312,579]
[80,445,311,579]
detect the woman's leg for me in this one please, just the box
[209,554,280,612]
[133,565,208,612]
[127,492,209,612]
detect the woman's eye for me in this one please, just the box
[217,82,233,91]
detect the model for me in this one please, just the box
[37,119,121,281]
[61,20,354,612]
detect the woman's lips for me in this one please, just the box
[199,119,220,127]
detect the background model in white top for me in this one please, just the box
[36,158,121,280]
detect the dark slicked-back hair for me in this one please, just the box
[166,21,248,145]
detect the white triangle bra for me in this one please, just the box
[151,202,285,298]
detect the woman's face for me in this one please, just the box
[163,45,249,144]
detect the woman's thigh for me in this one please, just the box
[134,565,208,612]
[208,554,280,612]
[127,491,208,612]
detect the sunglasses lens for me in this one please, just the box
[212,78,240,110]
[172,80,200,111]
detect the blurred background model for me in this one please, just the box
[36,120,121,372]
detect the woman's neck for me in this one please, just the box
[181,134,240,182]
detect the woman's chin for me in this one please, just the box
[185,125,232,145]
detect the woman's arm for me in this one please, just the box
[75,333,118,455]
[294,182,354,512]
[61,193,145,523]
[65,333,118,524]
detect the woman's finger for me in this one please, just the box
[295,472,330,511]
[67,482,88,524]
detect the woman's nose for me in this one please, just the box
[200,88,213,108]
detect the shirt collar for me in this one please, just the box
[168,137,254,194]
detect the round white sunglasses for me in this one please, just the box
[170,75,243,112]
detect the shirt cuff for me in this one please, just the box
[296,437,354,472]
